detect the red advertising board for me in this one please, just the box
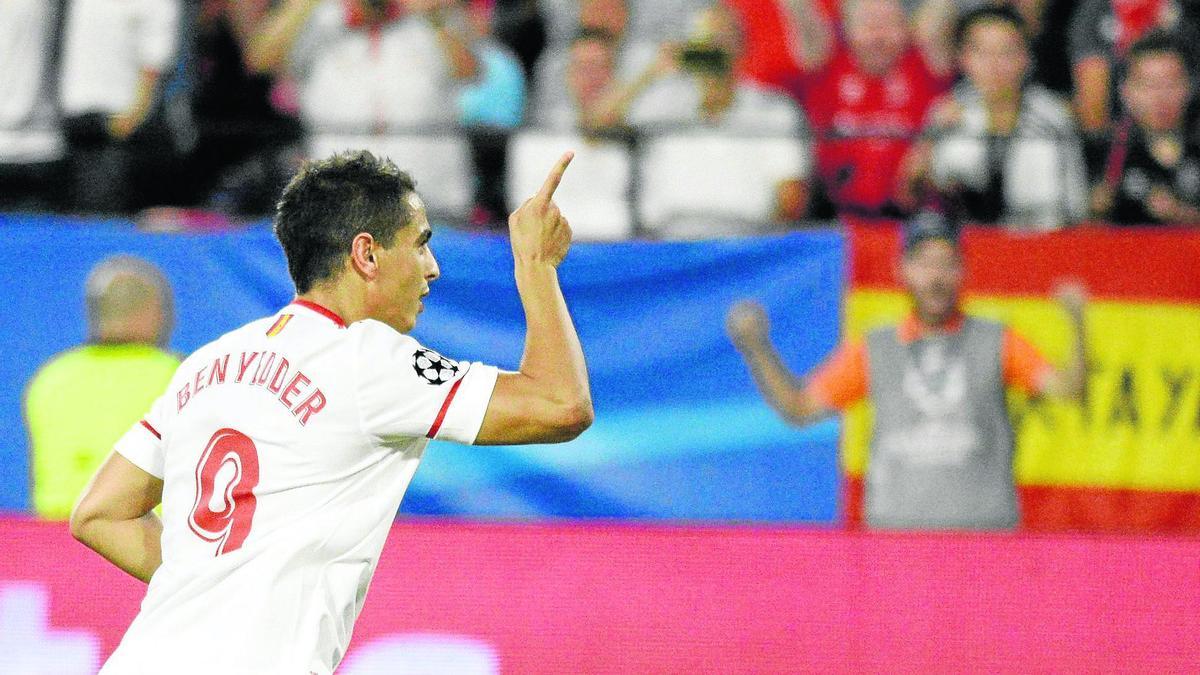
[2,516,1197,672]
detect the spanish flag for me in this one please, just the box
[841,223,1200,532]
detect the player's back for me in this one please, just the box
[101,300,500,674]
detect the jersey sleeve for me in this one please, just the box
[353,321,500,445]
[113,391,172,479]
[1002,328,1056,397]
[804,340,869,411]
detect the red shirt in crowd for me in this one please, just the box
[787,44,951,216]
[725,0,804,89]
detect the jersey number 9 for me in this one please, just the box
[187,428,260,555]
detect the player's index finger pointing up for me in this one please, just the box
[536,151,575,203]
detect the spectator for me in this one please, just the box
[515,27,638,239]
[627,5,812,234]
[537,27,631,132]
[578,0,630,41]
[1093,32,1200,225]
[724,0,806,89]
[532,0,629,121]
[542,0,707,53]
[727,212,1088,530]
[457,0,528,225]
[532,0,707,122]
[1069,0,1200,136]
[897,6,1087,229]
[58,0,182,213]
[489,0,548,87]
[245,0,479,134]
[1006,0,1074,95]
[25,256,179,521]
[188,0,304,216]
[0,0,65,212]
[932,1,1071,93]
[631,5,805,135]
[785,0,955,218]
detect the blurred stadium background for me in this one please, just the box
[4,0,1200,672]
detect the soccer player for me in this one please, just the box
[70,149,592,673]
[727,212,1087,530]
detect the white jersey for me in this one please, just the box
[100,300,499,675]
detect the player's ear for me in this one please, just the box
[349,232,379,280]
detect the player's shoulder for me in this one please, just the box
[173,314,280,370]
[347,319,426,370]
[218,314,280,344]
[348,320,465,385]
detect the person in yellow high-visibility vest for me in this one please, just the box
[24,255,179,520]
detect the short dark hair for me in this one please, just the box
[274,151,418,293]
[954,5,1028,52]
[1126,30,1190,73]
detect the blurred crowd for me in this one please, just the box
[3,0,1200,235]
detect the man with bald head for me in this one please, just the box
[25,256,179,520]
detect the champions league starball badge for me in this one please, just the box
[412,348,460,385]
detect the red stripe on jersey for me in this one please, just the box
[140,420,162,439]
[265,314,293,337]
[426,373,467,439]
[292,299,347,328]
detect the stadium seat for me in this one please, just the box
[637,131,810,239]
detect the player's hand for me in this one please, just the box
[509,151,574,268]
[726,300,770,351]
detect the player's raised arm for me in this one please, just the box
[475,152,594,445]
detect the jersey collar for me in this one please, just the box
[290,299,348,329]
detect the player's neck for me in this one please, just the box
[296,285,364,326]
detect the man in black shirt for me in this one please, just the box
[1093,31,1200,225]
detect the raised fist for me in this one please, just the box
[726,300,770,350]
